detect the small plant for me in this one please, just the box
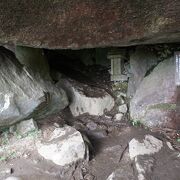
[177,138,180,143]
[0,156,8,162]
[15,129,40,140]
[130,120,142,127]
[0,151,17,162]
[1,130,9,145]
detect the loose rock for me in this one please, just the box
[118,104,127,114]
[134,156,154,180]
[57,78,114,116]
[36,126,87,166]
[114,113,123,121]
[16,118,38,136]
[129,135,163,160]
[5,177,22,180]
[86,122,98,131]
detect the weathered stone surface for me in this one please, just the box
[114,113,123,121]
[36,126,86,166]
[130,57,180,129]
[0,47,68,126]
[57,78,114,116]
[128,46,158,97]
[118,104,127,114]
[5,177,22,180]
[134,156,155,180]
[106,150,135,180]
[15,46,50,80]
[129,135,163,160]
[16,119,38,136]
[0,1,180,49]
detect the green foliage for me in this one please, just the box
[130,120,142,127]
[15,129,40,139]
[0,156,7,162]
[0,151,17,162]
[1,130,9,145]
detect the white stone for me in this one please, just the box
[86,121,97,130]
[114,113,123,121]
[118,104,127,114]
[57,79,114,116]
[129,135,163,160]
[71,88,114,116]
[166,141,174,150]
[36,126,86,166]
[135,157,146,180]
[107,172,115,180]
[16,118,38,136]
[5,177,23,180]
[134,156,154,180]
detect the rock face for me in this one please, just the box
[36,126,86,166]
[128,46,158,97]
[57,78,114,116]
[0,47,68,126]
[0,1,180,49]
[15,46,50,80]
[130,57,180,129]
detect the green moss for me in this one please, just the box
[149,103,176,110]
[112,82,128,93]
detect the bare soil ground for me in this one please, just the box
[0,112,180,180]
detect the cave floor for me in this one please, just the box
[0,63,180,180]
[0,114,180,180]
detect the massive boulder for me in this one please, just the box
[130,57,180,129]
[57,78,115,116]
[0,47,68,127]
[127,46,158,97]
[0,1,180,49]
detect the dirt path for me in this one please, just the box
[0,123,180,180]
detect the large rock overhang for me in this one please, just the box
[0,0,180,49]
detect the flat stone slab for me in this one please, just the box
[129,135,163,160]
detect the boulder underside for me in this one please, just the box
[0,0,180,49]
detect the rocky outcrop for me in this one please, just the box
[128,46,158,97]
[57,78,114,116]
[36,126,87,166]
[0,1,180,49]
[0,47,68,126]
[15,46,50,80]
[130,57,180,129]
